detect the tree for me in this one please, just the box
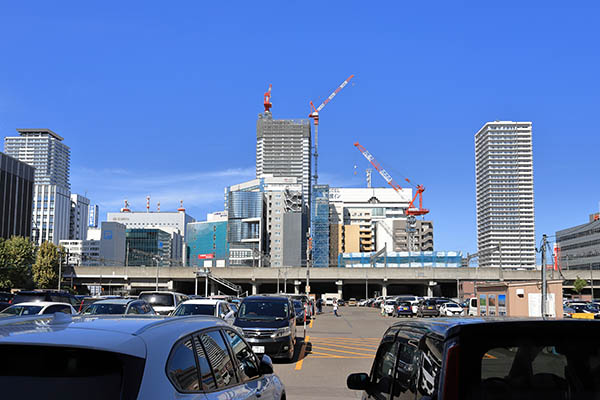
[0,236,36,290]
[573,276,587,294]
[32,242,64,289]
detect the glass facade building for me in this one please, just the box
[126,229,172,267]
[0,152,34,239]
[226,190,264,266]
[311,185,330,268]
[186,221,229,267]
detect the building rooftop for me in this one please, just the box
[16,129,64,141]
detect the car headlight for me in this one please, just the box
[271,327,291,338]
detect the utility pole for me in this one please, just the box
[591,262,595,300]
[277,268,280,294]
[58,250,63,291]
[155,256,160,291]
[541,234,548,317]
[498,241,503,281]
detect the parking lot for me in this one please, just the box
[275,306,397,400]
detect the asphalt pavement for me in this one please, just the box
[274,305,397,400]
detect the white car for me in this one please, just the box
[383,300,397,316]
[171,299,236,324]
[325,298,334,306]
[138,291,189,315]
[0,301,77,317]
[0,313,286,399]
[439,302,465,317]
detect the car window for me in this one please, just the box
[127,304,139,314]
[417,336,442,398]
[199,330,239,388]
[193,335,217,391]
[221,303,230,316]
[139,293,174,307]
[82,303,127,315]
[2,305,43,315]
[371,340,400,399]
[173,304,216,316]
[42,305,71,315]
[167,337,200,392]
[223,329,260,382]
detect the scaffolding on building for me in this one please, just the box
[311,185,330,268]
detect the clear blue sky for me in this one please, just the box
[1,2,599,255]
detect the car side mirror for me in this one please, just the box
[347,373,370,391]
[258,354,274,375]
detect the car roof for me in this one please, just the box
[0,314,230,357]
[93,298,134,305]
[244,295,289,302]
[390,317,600,340]
[181,299,220,305]
[139,291,183,295]
[6,301,71,307]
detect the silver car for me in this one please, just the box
[0,313,285,399]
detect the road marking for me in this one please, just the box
[295,335,310,371]
[309,318,314,328]
[308,341,378,352]
[311,345,375,357]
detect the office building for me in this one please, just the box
[0,152,34,239]
[98,221,126,266]
[107,205,194,238]
[311,185,330,268]
[556,213,600,270]
[328,187,433,264]
[59,239,101,266]
[4,129,71,245]
[226,176,306,267]
[88,204,99,228]
[186,216,229,267]
[475,121,535,268]
[69,193,90,240]
[256,111,311,205]
[126,228,178,267]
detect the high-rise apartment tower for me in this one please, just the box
[4,129,71,244]
[256,111,311,205]
[475,121,535,268]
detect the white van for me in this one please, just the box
[467,297,477,316]
[138,291,189,315]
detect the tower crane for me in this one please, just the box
[354,142,429,216]
[354,141,429,252]
[308,74,354,185]
[263,84,272,112]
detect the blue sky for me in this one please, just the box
[1,2,599,255]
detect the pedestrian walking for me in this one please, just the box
[317,298,323,314]
[380,300,386,317]
[333,299,339,317]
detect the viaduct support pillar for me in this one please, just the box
[382,281,388,298]
[252,282,258,295]
[294,280,301,295]
[336,280,343,299]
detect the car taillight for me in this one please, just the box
[441,344,459,400]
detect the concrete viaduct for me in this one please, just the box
[66,266,589,299]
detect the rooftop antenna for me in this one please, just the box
[121,199,131,212]
[178,200,186,213]
[146,196,150,213]
[157,201,160,212]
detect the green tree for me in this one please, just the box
[0,236,36,290]
[32,242,64,289]
[573,276,587,294]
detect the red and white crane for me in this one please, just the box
[354,141,429,216]
[263,84,273,112]
[308,74,354,185]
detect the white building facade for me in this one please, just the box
[475,121,535,268]
[4,129,71,245]
[69,193,90,240]
[59,239,101,266]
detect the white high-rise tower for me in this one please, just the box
[475,121,535,268]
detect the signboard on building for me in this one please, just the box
[198,254,214,259]
[498,294,507,315]
[88,204,99,228]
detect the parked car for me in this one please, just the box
[325,297,334,306]
[234,295,297,361]
[439,301,465,317]
[0,313,285,399]
[0,301,76,317]
[292,300,306,324]
[394,301,414,317]
[74,296,103,312]
[383,300,397,316]
[138,291,189,315]
[357,299,368,307]
[395,295,421,315]
[171,299,236,324]
[82,298,155,315]
[337,299,346,307]
[347,298,357,307]
[0,292,13,312]
[12,290,78,307]
[467,296,477,316]
[347,318,600,399]
[416,299,439,317]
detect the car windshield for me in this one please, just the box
[386,300,396,305]
[446,303,461,308]
[399,302,412,306]
[172,304,215,316]
[12,294,46,304]
[82,303,127,315]
[0,305,43,316]
[238,301,289,320]
[139,293,174,307]
[293,300,303,310]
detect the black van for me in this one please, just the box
[12,290,78,307]
[234,295,296,362]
